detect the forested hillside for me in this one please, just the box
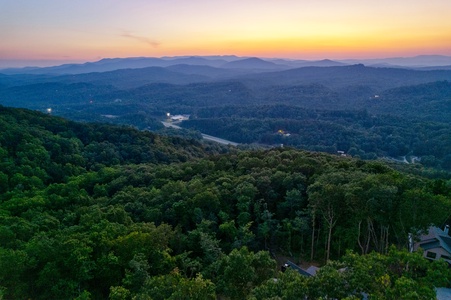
[0,107,450,299]
[1,64,451,172]
[181,104,451,170]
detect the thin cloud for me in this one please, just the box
[120,31,160,48]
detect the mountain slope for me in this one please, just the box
[0,105,222,179]
[56,66,211,89]
[239,64,451,90]
[221,57,289,70]
[0,56,233,75]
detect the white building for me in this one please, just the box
[170,114,190,122]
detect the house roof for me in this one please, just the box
[305,266,319,276]
[421,240,441,251]
[441,235,451,254]
[436,288,451,300]
[284,261,313,277]
[418,226,451,255]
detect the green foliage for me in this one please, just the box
[340,248,451,299]
[249,269,309,300]
[182,106,451,170]
[210,246,276,300]
[137,270,216,300]
[3,66,451,171]
[0,106,224,192]
[0,106,450,299]
[249,249,450,299]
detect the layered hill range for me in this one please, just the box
[1,55,451,169]
[1,55,451,118]
[2,54,451,75]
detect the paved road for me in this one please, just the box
[200,133,239,146]
[162,122,239,146]
[162,121,182,129]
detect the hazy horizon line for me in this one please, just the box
[1,53,451,69]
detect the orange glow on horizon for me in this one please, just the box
[1,0,450,66]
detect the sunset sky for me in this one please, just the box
[1,0,451,67]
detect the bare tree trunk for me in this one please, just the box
[377,225,389,254]
[365,218,373,254]
[381,226,389,254]
[324,203,337,261]
[327,222,333,261]
[357,220,365,254]
[310,210,316,261]
[386,226,389,254]
[316,228,321,256]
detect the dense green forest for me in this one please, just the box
[181,104,451,170]
[1,65,451,171]
[0,107,450,299]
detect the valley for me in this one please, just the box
[1,56,450,171]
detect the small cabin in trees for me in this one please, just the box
[415,225,451,264]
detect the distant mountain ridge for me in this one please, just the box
[342,55,451,68]
[0,56,237,75]
[3,54,451,75]
[221,57,289,70]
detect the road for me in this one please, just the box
[200,133,239,146]
[162,121,239,146]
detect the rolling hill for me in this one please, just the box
[1,57,451,171]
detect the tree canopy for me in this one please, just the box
[0,107,450,299]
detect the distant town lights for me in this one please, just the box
[46,108,52,113]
